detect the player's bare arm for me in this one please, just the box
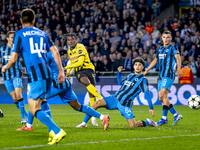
[2,52,18,73]
[143,58,158,75]
[50,46,65,84]
[174,54,182,78]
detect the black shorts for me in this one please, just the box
[75,69,95,85]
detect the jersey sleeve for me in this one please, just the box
[140,78,149,93]
[78,44,86,57]
[172,46,180,56]
[46,36,55,51]
[12,33,22,53]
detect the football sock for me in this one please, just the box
[15,102,19,109]
[78,104,102,119]
[145,121,149,126]
[86,84,103,100]
[35,110,60,134]
[41,101,52,132]
[162,105,169,120]
[90,97,96,106]
[27,110,34,127]
[83,114,91,123]
[18,98,25,119]
[168,104,178,116]
[141,121,149,127]
[41,101,52,118]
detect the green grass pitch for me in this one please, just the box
[0,104,200,150]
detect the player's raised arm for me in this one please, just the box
[49,46,65,84]
[117,66,125,85]
[143,58,158,76]
[141,78,155,117]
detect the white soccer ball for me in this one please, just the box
[188,95,200,109]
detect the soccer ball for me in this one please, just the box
[188,95,200,109]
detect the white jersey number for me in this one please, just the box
[29,37,46,57]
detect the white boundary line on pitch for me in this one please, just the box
[2,134,200,149]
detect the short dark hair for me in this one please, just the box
[21,9,35,24]
[6,31,15,38]
[162,30,172,36]
[67,33,77,40]
[132,57,145,67]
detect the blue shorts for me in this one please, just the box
[158,77,174,92]
[4,77,23,93]
[104,95,134,119]
[46,86,77,103]
[27,79,51,100]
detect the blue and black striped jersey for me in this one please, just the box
[12,27,53,83]
[46,52,71,89]
[0,46,22,81]
[156,45,179,80]
[115,73,149,107]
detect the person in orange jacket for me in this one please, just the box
[180,61,194,84]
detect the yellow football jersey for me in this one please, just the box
[67,43,95,73]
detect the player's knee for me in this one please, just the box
[16,94,22,100]
[77,104,83,112]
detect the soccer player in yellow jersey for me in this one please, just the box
[65,33,103,126]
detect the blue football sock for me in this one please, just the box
[18,99,25,119]
[41,101,52,118]
[41,101,52,132]
[15,102,19,109]
[145,121,149,126]
[78,105,101,119]
[162,105,169,119]
[83,114,92,123]
[27,110,34,125]
[168,104,177,116]
[35,110,60,134]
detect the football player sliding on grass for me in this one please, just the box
[77,58,158,128]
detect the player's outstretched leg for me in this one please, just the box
[157,105,168,126]
[168,104,183,125]
[90,96,98,127]
[70,99,109,131]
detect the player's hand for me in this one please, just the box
[1,65,7,73]
[66,73,71,79]
[118,66,125,73]
[177,69,182,78]
[143,70,148,76]
[57,70,65,84]
[149,109,155,117]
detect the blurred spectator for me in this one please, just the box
[151,26,160,42]
[196,56,200,77]
[112,52,124,72]
[180,24,191,40]
[0,36,4,47]
[123,50,133,71]
[110,31,121,47]
[151,0,161,17]
[145,56,156,72]
[140,28,149,46]
[145,21,154,34]
[101,59,111,71]
[188,44,196,59]
[189,56,197,75]
[92,56,102,73]
[180,61,194,84]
